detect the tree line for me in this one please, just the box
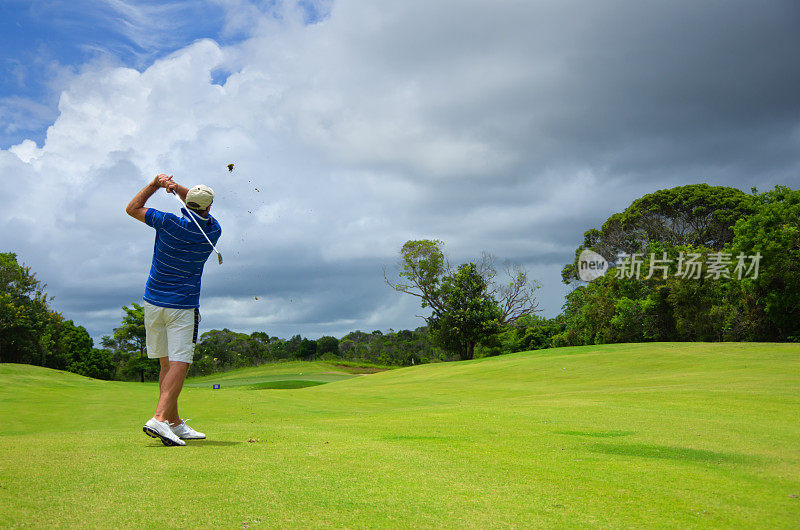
[554,184,800,345]
[2,184,797,381]
[0,253,116,379]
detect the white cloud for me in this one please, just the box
[8,139,41,163]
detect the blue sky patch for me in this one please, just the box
[0,0,334,148]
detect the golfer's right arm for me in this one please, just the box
[126,174,178,223]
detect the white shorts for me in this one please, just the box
[143,301,200,364]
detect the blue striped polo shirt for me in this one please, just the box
[143,207,222,309]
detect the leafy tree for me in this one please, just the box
[103,303,155,382]
[563,184,754,283]
[70,348,116,380]
[387,240,539,326]
[337,327,442,365]
[664,255,730,341]
[250,331,270,345]
[556,245,682,345]
[284,334,303,359]
[494,314,565,355]
[192,328,268,373]
[58,319,93,364]
[316,336,339,358]
[554,184,800,346]
[37,312,72,369]
[608,297,652,343]
[621,184,754,248]
[428,263,503,360]
[0,253,116,378]
[730,185,800,340]
[266,337,288,360]
[45,319,97,374]
[553,274,619,345]
[120,355,158,382]
[0,253,51,364]
[298,338,317,360]
[338,337,355,356]
[387,239,448,317]
[387,240,540,359]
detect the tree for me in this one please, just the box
[250,331,270,344]
[496,314,565,354]
[386,240,540,359]
[70,348,116,380]
[298,338,317,360]
[284,334,303,359]
[193,328,267,372]
[428,263,502,360]
[47,319,95,372]
[562,184,755,283]
[386,239,448,318]
[477,252,540,324]
[103,303,154,382]
[0,253,51,364]
[730,186,800,340]
[0,253,117,378]
[554,184,800,346]
[316,336,339,358]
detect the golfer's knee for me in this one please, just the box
[169,360,190,371]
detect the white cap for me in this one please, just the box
[186,185,214,210]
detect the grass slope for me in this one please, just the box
[1,343,798,528]
[182,360,372,389]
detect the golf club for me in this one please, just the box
[168,188,223,265]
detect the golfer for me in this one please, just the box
[126,173,222,446]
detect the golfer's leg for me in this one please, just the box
[144,302,169,420]
[165,360,190,424]
[158,356,171,393]
[154,357,171,421]
[154,360,189,424]
[160,307,198,425]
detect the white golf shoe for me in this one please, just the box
[171,419,206,440]
[143,417,185,446]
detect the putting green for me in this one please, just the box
[1,343,798,527]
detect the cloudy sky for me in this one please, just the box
[2,0,799,341]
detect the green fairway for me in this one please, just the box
[1,343,798,528]
[182,360,380,389]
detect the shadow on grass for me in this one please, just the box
[588,442,753,464]
[556,430,635,438]
[189,440,242,446]
[245,380,327,390]
[381,435,450,442]
[146,440,242,448]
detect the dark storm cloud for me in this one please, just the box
[423,1,799,181]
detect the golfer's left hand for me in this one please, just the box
[155,174,174,190]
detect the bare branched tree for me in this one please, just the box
[385,242,541,326]
[477,252,541,325]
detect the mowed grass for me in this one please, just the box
[182,360,381,389]
[1,343,798,528]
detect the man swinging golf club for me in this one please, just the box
[126,173,222,446]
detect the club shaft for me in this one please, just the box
[169,191,222,260]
